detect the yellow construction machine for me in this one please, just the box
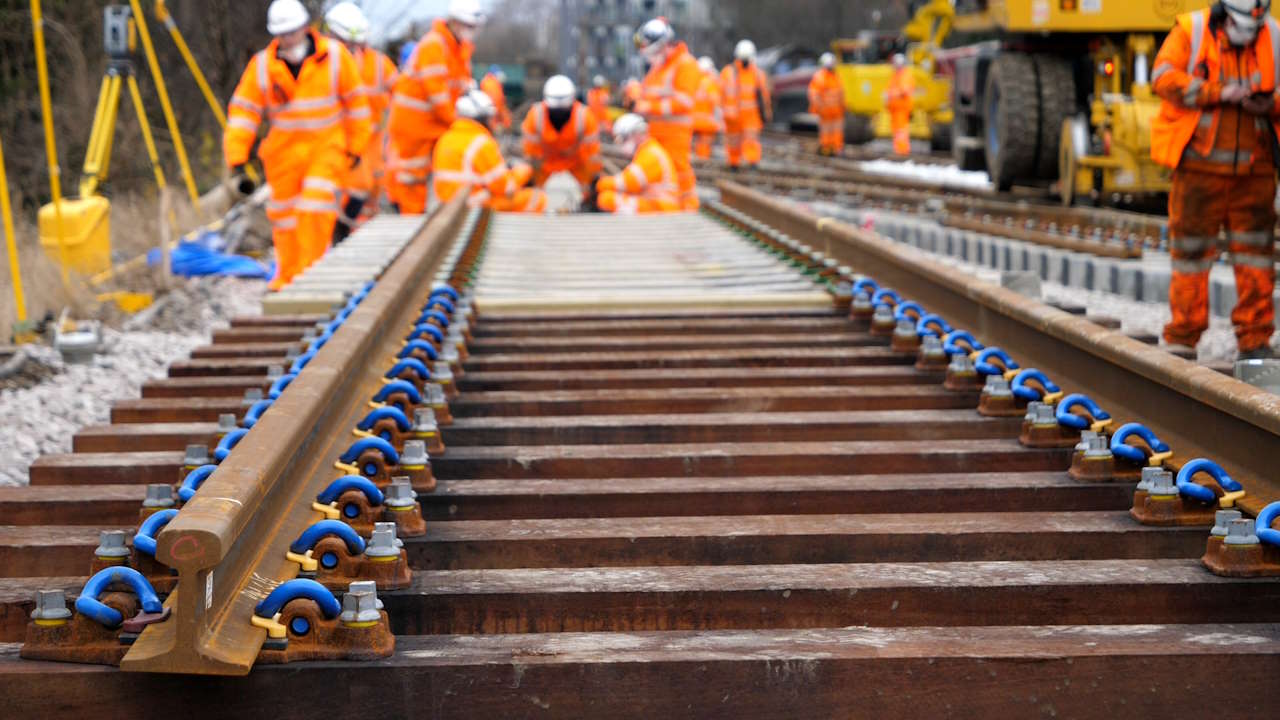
[832,0,956,150]
[948,0,1280,203]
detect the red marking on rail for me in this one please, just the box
[167,535,204,562]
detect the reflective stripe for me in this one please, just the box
[1183,78,1203,106]
[1190,147,1252,164]
[1230,252,1276,269]
[1188,11,1205,74]
[256,50,269,97]
[1152,63,1174,83]
[625,164,646,188]
[282,95,338,112]
[1198,113,1214,129]
[575,107,585,138]
[231,97,263,114]
[1173,257,1216,273]
[413,66,449,80]
[296,199,338,213]
[1171,235,1215,254]
[345,106,372,119]
[270,216,298,230]
[1230,230,1274,248]
[398,155,432,169]
[271,113,341,131]
[392,94,434,112]
[303,177,340,193]
[229,117,259,132]
[427,91,451,105]
[1270,17,1280,88]
[267,198,298,213]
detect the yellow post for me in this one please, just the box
[30,0,72,293]
[128,0,200,206]
[126,74,169,193]
[154,0,259,184]
[0,137,28,325]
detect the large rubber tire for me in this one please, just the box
[1034,55,1078,180]
[982,53,1039,191]
[845,115,874,145]
[929,121,952,153]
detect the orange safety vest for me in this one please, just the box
[808,67,844,118]
[481,73,512,129]
[638,43,702,143]
[1151,10,1280,169]
[720,60,772,128]
[587,87,611,127]
[693,70,723,134]
[432,117,526,206]
[520,101,601,172]
[886,67,915,114]
[355,47,397,125]
[389,19,473,151]
[598,137,680,213]
[225,30,371,168]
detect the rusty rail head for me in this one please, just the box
[119,199,470,675]
[717,180,1280,512]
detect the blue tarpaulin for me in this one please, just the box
[147,229,273,280]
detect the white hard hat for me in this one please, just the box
[593,75,607,87]
[734,40,757,62]
[447,0,486,26]
[267,0,310,36]
[612,113,648,141]
[456,88,496,120]
[1223,0,1272,35]
[819,52,836,69]
[543,75,577,109]
[634,17,675,60]
[698,56,715,73]
[325,1,368,44]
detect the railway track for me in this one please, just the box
[2,186,1280,716]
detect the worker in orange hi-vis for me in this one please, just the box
[1151,0,1279,360]
[481,66,512,132]
[634,17,703,210]
[433,89,548,213]
[693,56,723,160]
[720,39,773,170]
[808,52,846,156]
[521,75,603,195]
[885,53,915,156]
[225,0,372,291]
[587,75,612,132]
[596,113,681,214]
[324,2,397,241]
[621,78,642,111]
[387,0,482,214]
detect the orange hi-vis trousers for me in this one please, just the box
[818,115,844,154]
[890,108,911,156]
[265,146,347,288]
[724,121,761,167]
[1164,168,1276,352]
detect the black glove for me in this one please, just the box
[229,165,256,196]
[347,152,361,170]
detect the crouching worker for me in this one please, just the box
[596,114,681,214]
[432,90,547,212]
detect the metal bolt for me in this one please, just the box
[413,407,439,433]
[1211,510,1244,537]
[184,444,210,467]
[340,586,382,625]
[242,388,265,404]
[872,305,894,323]
[217,414,238,435]
[285,348,301,363]
[385,477,418,508]
[948,353,975,373]
[433,362,455,383]
[95,530,131,559]
[893,318,916,337]
[374,521,405,549]
[364,523,402,559]
[1146,470,1178,497]
[983,376,1012,397]
[1135,466,1168,492]
[143,484,175,508]
[853,292,873,310]
[1025,402,1056,427]
[426,383,447,405]
[347,580,384,610]
[921,335,944,355]
[401,440,429,467]
[1224,518,1261,546]
[267,365,285,380]
[31,590,72,621]
[1083,432,1112,458]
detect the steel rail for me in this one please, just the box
[718,180,1280,513]
[119,198,470,675]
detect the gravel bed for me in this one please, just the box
[0,276,265,487]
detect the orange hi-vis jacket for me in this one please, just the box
[637,43,702,145]
[481,72,512,130]
[587,87,610,127]
[225,31,372,170]
[720,61,772,129]
[1151,10,1280,171]
[886,67,915,114]
[693,69,723,134]
[520,101,602,175]
[597,138,681,214]
[389,19,473,164]
[808,67,844,118]
[356,47,397,127]
[433,117,539,209]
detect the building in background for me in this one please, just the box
[558,0,716,91]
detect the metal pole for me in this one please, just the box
[0,137,28,325]
[30,0,73,293]
[128,0,200,206]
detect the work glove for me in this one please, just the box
[347,152,361,170]
[1243,92,1276,116]
[1221,84,1250,105]
[228,165,256,196]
